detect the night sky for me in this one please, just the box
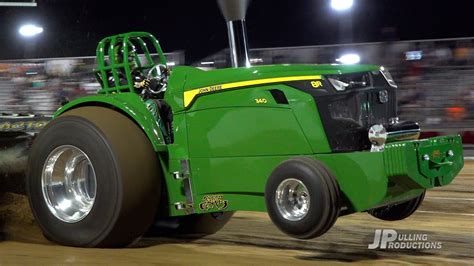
[0,0,473,63]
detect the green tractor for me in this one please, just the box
[27,0,463,247]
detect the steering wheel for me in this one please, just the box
[147,64,168,79]
[145,64,170,94]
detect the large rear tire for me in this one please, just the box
[368,191,425,221]
[265,157,340,239]
[27,106,161,247]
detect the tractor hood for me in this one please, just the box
[169,64,382,111]
[166,63,398,152]
[181,64,380,91]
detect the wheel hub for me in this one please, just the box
[41,145,97,223]
[275,178,310,221]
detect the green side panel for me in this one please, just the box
[186,107,312,157]
[54,93,166,152]
[190,156,288,213]
[181,82,331,214]
[185,84,331,154]
[184,82,333,157]
[284,86,332,154]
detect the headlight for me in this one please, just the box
[328,78,349,91]
[380,66,397,88]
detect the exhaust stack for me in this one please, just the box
[217,0,251,68]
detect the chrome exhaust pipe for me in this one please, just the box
[217,0,251,67]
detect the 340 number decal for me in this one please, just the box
[255,98,268,104]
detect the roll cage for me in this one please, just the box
[94,32,167,94]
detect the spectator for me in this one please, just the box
[434,43,452,66]
[446,97,467,122]
[453,41,470,65]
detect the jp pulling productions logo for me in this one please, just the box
[368,229,442,250]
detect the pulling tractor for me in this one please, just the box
[26,0,463,247]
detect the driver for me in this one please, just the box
[110,42,168,97]
[104,42,173,143]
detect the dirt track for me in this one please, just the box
[0,162,473,265]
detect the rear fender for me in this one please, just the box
[54,93,166,152]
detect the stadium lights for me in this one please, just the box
[19,24,43,37]
[336,53,360,64]
[330,0,354,11]
[0,1,37,7]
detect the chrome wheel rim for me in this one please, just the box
[41,145,97,223]
[275,178,310,221]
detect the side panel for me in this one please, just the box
[187,107,311,157]
[186,85,314,213]
[186,86,313,158]
[186,84,331,157]
[190,156,289,212]
[284,85,332,154]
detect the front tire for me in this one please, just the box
[27,107,160,247]
[368,191,425,221]
[265,157,340,239]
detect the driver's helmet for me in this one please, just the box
[114,41,137,68]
